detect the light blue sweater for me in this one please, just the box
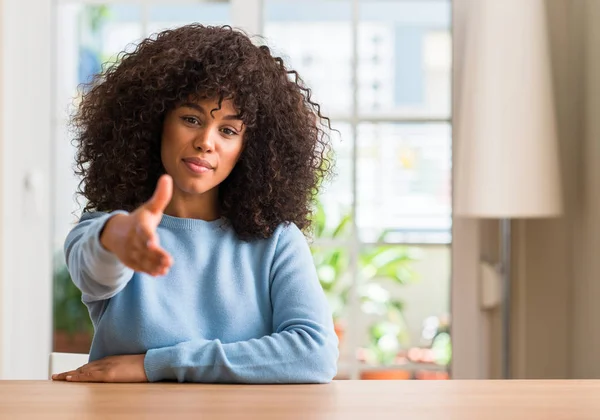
[64,211,338,383]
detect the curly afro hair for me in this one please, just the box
[73,24,333,240]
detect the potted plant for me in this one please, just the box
[358,245,420,380]
[310,200,420,366]
[413,314,452,379]
[310,201,352,343]
[53,254,94,353]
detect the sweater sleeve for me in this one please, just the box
[64,211,134,302]
[143,224,339,384]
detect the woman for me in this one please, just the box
[52,24,338,383]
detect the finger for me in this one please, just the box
[145,174,173,215]
[153,252,173,276]
[133,245,165,263]
[130,246,160,272]
[139,256,158,276]
[138,245,173,273]
[66,370,102,383]
[150,252,171,273]
[140,257,171,276]
[128,242,173,275]
[146,244,173,267]
[52,360,102,381]
[52,369,79,381]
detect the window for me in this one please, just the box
[264,0,452,380]
[53,0,452,380]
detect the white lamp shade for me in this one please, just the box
[454,0,563,218]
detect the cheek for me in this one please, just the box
[160,139,187,178]
[221,143,244,170]
[161,129,189,163]
[160,124,175,161]
[160,138,173,169]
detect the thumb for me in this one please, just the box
[145,174,173,215]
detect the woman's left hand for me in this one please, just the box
[52,354,148,383]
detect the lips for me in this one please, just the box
[182,157,214,174]
[183,157,213,169]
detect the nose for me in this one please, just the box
[193,126,216,153]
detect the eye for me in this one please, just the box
[221,128,238,136]
[181,116,201,126]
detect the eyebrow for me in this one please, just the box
[180,102,242,121]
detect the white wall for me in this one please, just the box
[0,0,53,379]
[231,0,263,35]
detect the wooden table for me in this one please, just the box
[0,380,599,419]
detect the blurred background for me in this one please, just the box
[1,0,599,381]
[53,0,453,382]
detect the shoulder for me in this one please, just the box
[272,222,309,244]
[79,211,109,223]
[269,222,313,256]
[76,210,131,226]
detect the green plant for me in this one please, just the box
[360,245,421,365]
[83,5,110,33]
[53,255,93,336]
[426,315,452,366]
[310,201,352,320]
[310,200,420,365]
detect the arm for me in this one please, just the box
[143,224,339,384]
[64,211,135,302]
[65,175,174,302]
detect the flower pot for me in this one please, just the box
[360,369,412,380]
[334,321,345,347]
[414,370,449,380]
[53,330,93,354]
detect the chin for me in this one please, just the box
[177,179,216,195]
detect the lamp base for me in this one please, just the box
[500,218,512,379]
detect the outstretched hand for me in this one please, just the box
[101,174,174,276]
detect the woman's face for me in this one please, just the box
[161,98,246,197]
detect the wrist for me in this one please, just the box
[100,214,128,253]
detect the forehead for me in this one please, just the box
[183,97,239,114]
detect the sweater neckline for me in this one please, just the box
[159,214,228,231]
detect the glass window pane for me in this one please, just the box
[55,3,144,353]
[147,3,231,35]
[264,0,352,116]
[53,121,80,251]
[317,123,353,236]
[265,0,354,231]
[356,244,450,378]
[358,0,452,118]
[357,123,452,244]
[53,120,93,354]
[56,4,142,119]
[101,5,144,61]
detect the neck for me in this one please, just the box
[164,188,220,220]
